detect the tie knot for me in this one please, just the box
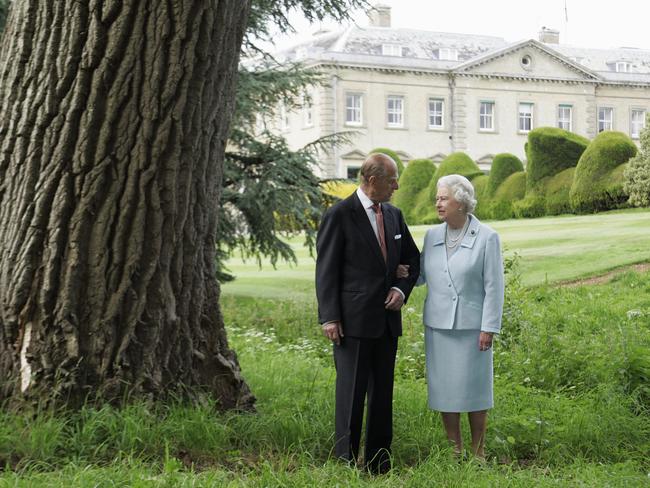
[371,203,381,214]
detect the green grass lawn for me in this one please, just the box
[222,208,650,300]
[2,209,649,486]
[3,270,649,486]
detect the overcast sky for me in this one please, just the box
[272,0,650,51]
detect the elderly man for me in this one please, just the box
[315,153,420,473]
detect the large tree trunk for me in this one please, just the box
[0,1,254,409]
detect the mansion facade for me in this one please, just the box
[271,5,650,178]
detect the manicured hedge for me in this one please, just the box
[369,147,405,178]
[526,127,589,190]
[513,192,546,219]
[487,153,524,196]
[570,131,637,213]
[414,152,482,221]
[392,158,435,223]
[471,174,490,220]
[545,167,575,215]
[489,171,526,220]
[623,114,650,207]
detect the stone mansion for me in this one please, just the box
[268,5,650,178]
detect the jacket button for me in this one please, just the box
[448,283,452,287]
[452,297,457,301]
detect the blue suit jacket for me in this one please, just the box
[418,216,504,333]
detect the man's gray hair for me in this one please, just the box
[360,153,397,184]
[437,174,477,213]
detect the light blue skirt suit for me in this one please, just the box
[418,216,504,412]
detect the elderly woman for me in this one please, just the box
[410,174,504,459]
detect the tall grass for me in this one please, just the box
[1,268,649,485]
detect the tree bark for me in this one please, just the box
[0,0,254,409]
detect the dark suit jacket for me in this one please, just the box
[315,192,420,338]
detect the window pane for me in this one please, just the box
[598,107,613,132]
[346,94,362,124]
[519,103,533,132]
[631,109,646,138]
[479,102,494,130]
[558,105,572,131]
[387,96,404,127]
[428,99,444,128]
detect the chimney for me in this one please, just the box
[538,27,560,44]
[368,4,391,28]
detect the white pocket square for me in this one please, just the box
[394,234,402,240]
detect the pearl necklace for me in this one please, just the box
[445,218,469,249]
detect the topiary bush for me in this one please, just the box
[471,174,490,219]
[413,152,483,221]
[526,127,589,191]
[513,193,546,219]
[392,158,435,223]
[544,167,575,215]
[624,114,650,207]
[487,153,524,196]
[570,131,637,213]
[489,171,526,220]
[369,147,405,178]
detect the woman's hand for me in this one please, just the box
[396,264,410,279]
[479,331,493,351]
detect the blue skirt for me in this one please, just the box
[424,327,493,412]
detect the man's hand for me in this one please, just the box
[322,321,344,345]
[396,264,409,279]
[384,289,404,311]
[479,331,493,351]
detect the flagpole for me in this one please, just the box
[564,0,569,44]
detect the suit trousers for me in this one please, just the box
[333,331,398,472]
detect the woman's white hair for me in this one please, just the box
[437,174,477,213]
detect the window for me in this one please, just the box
[303,93,313,127]
[345,93,363,125]
[615,61,631,72]
[438,48,458,61]
[520,54,533,70]
[347,166,361,180]
[518,103,533,132]
[598,107,613,132]
[382,44,403,56]
[386,96,404,128]
[557,105,572,131]
[428,98,444,129]
[479,101,495,131]
[631,109,646,139]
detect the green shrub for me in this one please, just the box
[411,188,438,223]
[471,174,490,219]
[487,153,524,196]
[392,158,435,223]
[513,192,546,218]
[526,127,589,190]
[570,131,637,213]
[414,152,482,220]
[489,171,526,220]
[544,167,575,215]
[624,114,650,207]
[369,147,405,178]
[495,171,526,201]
